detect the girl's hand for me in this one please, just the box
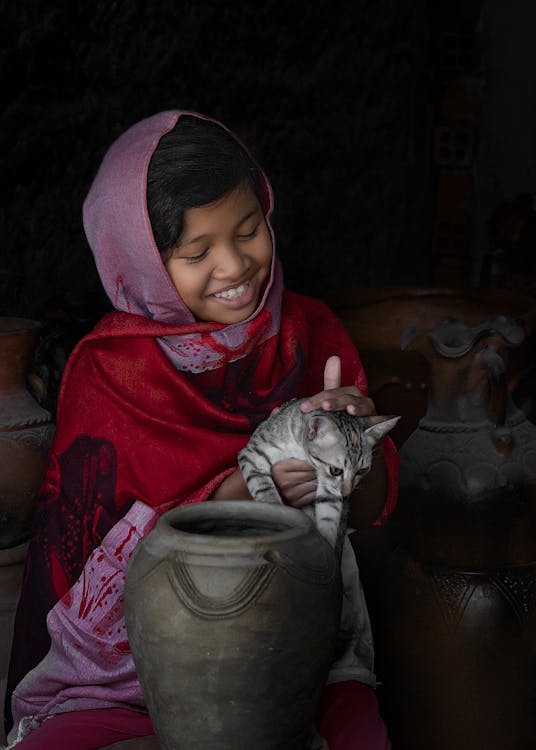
[271,459,317,507]
[299,355,376,416]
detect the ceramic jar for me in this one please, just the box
[378,548,536,750]
[398,315,536,568]
[376,315,536,750]
[0,318,54,549]
[327,286,536,447]
[124,501,341,750]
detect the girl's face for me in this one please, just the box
[165,183,273,324]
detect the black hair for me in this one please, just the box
[147,115,265,259]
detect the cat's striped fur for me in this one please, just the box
[238,398,399,552]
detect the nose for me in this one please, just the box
[342,478,353,497]
[213,242,249,280]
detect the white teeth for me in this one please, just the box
[214,282,249,300]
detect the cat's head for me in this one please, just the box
[305,411,399,497]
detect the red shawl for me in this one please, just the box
[8,291,398,706]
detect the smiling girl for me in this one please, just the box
[5,111,398,750]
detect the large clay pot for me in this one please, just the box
[327,286,536,447]
[0,318,55,549]
[378,548,536,750]
[398,314,536,568]
[376,314,536,749]
[124,501,341,750]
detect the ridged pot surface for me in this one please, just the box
[377,548,536,750]
[125,501,341,750]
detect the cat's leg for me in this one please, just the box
[312,497,342,549]
[237,448,283,505]
[328,534,376,686]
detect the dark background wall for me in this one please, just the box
[2,1,434,323]
[2,1,535,355]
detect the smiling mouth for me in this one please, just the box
[213,281,250,300]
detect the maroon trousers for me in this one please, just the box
[11,681,391,749]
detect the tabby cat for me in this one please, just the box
[238,398,399,749]
[238,398,399,552]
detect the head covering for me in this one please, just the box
[82,110,283,373]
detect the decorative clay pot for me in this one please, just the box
[0,318,54,549]
[124,501,341,750]
[327,286,536,447]
[398,314,536,568]
[378,548,536,750]
[376,314,536,749]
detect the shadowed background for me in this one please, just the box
[3,0,536,391]
[1,0,434,319]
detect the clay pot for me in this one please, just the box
[377,548,536,750]
[124,501,341,750]
[398,314,536,568]
[374,313,536,749]
[327,286,536,447]
[0,318,55,549]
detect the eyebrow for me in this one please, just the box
[179,208,260,248]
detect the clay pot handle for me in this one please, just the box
[479,346,507,428]
[479,346,514,456]
[27,371,48,403]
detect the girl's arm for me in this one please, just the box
[209,468,251,501]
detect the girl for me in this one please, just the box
[5,111,398,749]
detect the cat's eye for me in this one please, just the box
[329,466,343,477]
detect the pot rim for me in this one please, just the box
[155,500,315,555]
[0,317,43,335]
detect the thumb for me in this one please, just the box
[323,355,341,390]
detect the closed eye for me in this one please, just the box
[184,249,209,263]
[329,466,343,477]
[236,226,259,241]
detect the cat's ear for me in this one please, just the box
[306,414,338,444]
[363,415,400,445]
[307,415,325,440]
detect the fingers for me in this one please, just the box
[323,355,341,391]
[271,459,317,507]
[300,387,375,416]
[280,479,317,507]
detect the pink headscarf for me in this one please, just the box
[82,110,283,372]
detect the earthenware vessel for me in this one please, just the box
[0,318,54,549]
[377,314,536,749]
[378,548,536,750]
[327,286,536,447]
[125,501,341,750]
[398,314,536,568]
